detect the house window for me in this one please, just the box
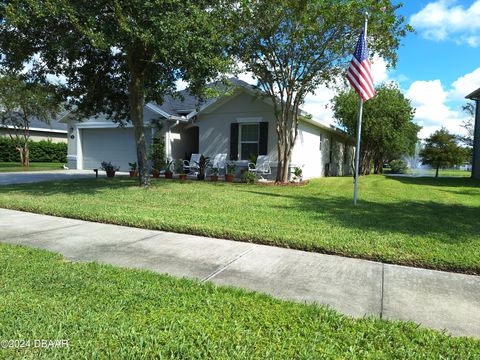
[239,123,259,160]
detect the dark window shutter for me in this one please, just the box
[259,122,269,155]
[230,123,239,160]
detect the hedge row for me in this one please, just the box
[0,137,67,163]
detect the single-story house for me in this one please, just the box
[0,117,68,143]
[466,87,480,179]
[63,79,355,180]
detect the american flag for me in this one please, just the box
[346,31,375,101]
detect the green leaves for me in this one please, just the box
[420,128,469,172]
[333,83,420,173]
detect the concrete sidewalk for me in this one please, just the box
[0,208,479,338]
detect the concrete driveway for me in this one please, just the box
[0,170,119,185]
[0,208,479,338]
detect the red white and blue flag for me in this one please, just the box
[346,31,375,101]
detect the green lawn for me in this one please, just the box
[408,168,472,177]
[0,244,478,359]
[0,162,63,172]
[0,175,479,274]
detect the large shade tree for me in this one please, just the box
[231,0,412,182]
[1,0,234,186]
[332,83,419,174]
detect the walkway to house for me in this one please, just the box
[1,208,478,339]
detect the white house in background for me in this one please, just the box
[62,78,354,179]
[0,117,67,143]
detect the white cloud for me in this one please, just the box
[302,57,391,125]
[303,84,337,125]
[371,56,389,85]
[406,79,469,138]
[448,67,480,100]
[175,79,189,91]
[410,0,480,46]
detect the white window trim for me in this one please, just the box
[236,117,263,123]
[239,123,260,160]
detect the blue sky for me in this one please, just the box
[360,0,479,138]
[289,1,480,139]
[179,1,480,139]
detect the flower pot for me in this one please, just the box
[106,171,115,178]
[152,170,160,178]
[225,174,235,183]
[165,172,173,179]
[178,174,187,180]
[210,175,219,182]
[197,174,205,181]
[129,170,138,177]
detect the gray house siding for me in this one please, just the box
[195,91,278,163]
[65,86,354,179]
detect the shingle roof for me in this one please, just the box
[28,117,67,132]
[153,78,254,117]
[466,87,480,100]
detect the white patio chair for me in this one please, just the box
[248,155,271,180]
[183,153,200,174]
[207,153,227,176]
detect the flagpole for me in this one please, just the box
[353,12,369,206]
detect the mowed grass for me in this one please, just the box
[0,175,479,273]
[0,162,63,172]
[408,168,472,177]
[0,244,478,359]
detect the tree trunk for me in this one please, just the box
[435,164,439,178]
[281,142,292,183]
[275,127,284,182]
[22,144,29,167]
[128,50,150,187]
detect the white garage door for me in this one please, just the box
[81,128,137,171]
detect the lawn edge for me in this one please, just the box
[1,205,479,276]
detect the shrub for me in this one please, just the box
[389,159,408,174]
[0,137,67,162]
[241,171,257,184]
[100,161,119,172]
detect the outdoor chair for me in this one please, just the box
[207,153,227,176]
[248,155,271,180]
[183,153,200,174]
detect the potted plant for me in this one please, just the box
[151,168,160,178]
[292,166,303,183]
[101,161,119,178]
[241,171,256,184]
[128,162,138,177]
[176,160,187,180]
[210,167,219,182]
[195,155,210,180]
[164,160,173,179]
[225,161,236,182]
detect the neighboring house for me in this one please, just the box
[63,79,354,179]
[466,88,480,179]
[0,117,68,143]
